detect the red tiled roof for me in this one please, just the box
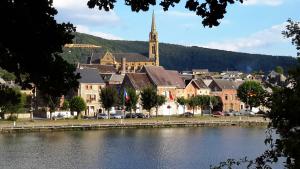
[143,66,185,88]
[126,73,153,90]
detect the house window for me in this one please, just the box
[225,95,228,100]
[85,85,89,90]
[86,94,96,103]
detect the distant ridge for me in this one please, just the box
[60,32,297,73]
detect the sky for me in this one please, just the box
[53,0,300,56]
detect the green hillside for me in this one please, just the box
[61,32,297,73]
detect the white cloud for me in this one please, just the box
[53,0,121,27]
[76,25,123,40]
[243,0,284,6]
[199,23,288,52]
[53,0,86,10]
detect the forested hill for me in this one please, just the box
[61,32,297,73]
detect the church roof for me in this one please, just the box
[112,53,151,62]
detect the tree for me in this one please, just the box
[0,86,26,118]
[141,87,157,116]
[187,96,198,116]
[212,20,300,169]
[125,88,139,118]
[100,87,118,119]
[0,0,80,100]
[70,96,87,119]
[62,100,70,111]
[237,81,266,111]
[87,0,244,28]
[212,96,223,112]
[176,97,187,113]
[0,68,16,81]
[275,66,284,74]
[283,19,300,56]
[154,95,166,117]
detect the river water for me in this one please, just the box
[0,127,274,169]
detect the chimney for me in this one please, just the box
[121,57,126,74]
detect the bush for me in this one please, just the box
[7,114,18,121]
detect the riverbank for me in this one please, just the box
[0,116,269,133]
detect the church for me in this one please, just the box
[95,11,159,72]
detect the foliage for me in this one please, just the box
[211,19,300,169]
[70,96,87,119]
[212,96,223,112]
[141,87,157,115]
[62,100,70,111]
[283,19,300,56]
[125,88,139,117]
[274,66,284,74]
[0,68,16,81]
[7,114,18,121]
[0,0,79,98]
[100,87,118,118]
[154,95,166,117]
[187,96,198,115]
[0,86,26,115]
[87,0,244,27]
[176,96,187,113]
[61,32,297,73]
[237,81,266,110]
[266,58,300,169]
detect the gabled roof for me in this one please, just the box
[76,68,105,84]
[125,73,153,90]
[109,74,124,83]
[185,79,209,89]
[167,70,186,88]
[142,66,185,88]
[79,64,117,74]
[194,79,209,89]
[211,79,240,90]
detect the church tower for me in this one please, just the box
[149,11,159,66]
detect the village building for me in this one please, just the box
[76,68,106,116]
[209,79,245,112]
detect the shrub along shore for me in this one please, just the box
[0,116,268,133]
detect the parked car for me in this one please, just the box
[224,111,234,116]
[96,113,108,119]
[125,113,137,118]
[180,112,193,118]
[111,114,123,119]
[212,111,224,116]
[135,113,145,118]
[233,111,242,116]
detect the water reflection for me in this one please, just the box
[0,127,268,169]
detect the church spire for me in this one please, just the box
[149,10,159,66]
[151,10,156,32]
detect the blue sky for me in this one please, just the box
[53,0,300,56]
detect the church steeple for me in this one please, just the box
[149,10,159,66]
[151,10,156,32]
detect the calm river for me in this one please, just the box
[0,127,274,169]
